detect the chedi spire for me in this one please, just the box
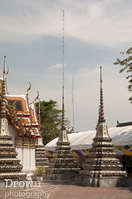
[98,66,105,123]
[79,66,127,187]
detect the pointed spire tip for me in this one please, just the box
[98,65,105,124]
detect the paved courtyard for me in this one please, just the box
[0,183,132,199]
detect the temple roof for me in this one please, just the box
[5,94,40,138]
[0,57,40,138]
[116,120,132,127]
[45,126,132,150]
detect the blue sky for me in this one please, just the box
[0,0,132,131]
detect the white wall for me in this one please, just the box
[8,124,36,173]
[16,147,35,173]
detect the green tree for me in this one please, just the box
[36,100,71,145]
[114,47,132,103]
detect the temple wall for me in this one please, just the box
[16,147,35,173]
[8,124,36,173]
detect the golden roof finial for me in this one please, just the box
[33,90,39,104]
[26,82,31,96]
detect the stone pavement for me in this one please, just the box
[0,183,132,199]
[50,184,132,199]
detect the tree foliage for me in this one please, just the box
[36,100,71,145]
[114,47,132,102]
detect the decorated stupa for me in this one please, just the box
[0,56,26,182]
[46,113,80,182]
[46,10,80,182]
[79,66,127,187]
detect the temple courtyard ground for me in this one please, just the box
[0,183,132,199]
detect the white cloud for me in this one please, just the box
[0,0,132,46]
[50,64,62,69]
[49,63,67,69]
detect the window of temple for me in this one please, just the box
[8,100,23,111]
